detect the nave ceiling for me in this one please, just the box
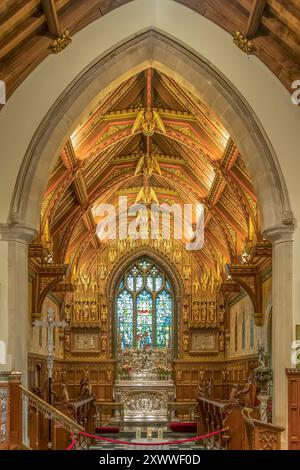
[39,68,260,282]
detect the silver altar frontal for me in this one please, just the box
[114,348,175,422]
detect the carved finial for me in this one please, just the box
[233,31,254,55]
[51,30,72,54]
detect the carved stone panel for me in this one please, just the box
[0,386,9,448]
[114,380,175,422]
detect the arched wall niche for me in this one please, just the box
[106,246,184,358]
[9,30,291,234]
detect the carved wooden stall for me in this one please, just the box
[286,369,300,449]
[174,356,258,402]
[242,409,284,450]
[28,355,115,403]
[197,397,284,450]
[196,395,284,450]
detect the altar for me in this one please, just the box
[114,348,175,422]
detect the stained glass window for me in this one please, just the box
[156,290,172,348]
[154,275,163,292]
[250,317,254,349]
[116,258,173,349]
[136,274,143,291]
[139,260,150,271]
[136,290,153,347]
[242,310,246,350]
[127,274,134,291]
[117,290,134,348]
[146,275,154,291]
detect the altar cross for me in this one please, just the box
[33,308,67,383]
[32,309,67,449]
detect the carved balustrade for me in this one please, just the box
[197,396,230,448]
[167,400,197,423]
[21,386,85,450]
[54,397,96,430]
[69,396,96,432]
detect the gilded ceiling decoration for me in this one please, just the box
[38,67,260,284]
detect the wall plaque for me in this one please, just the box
[72,332,100,352]
[189,330,218,354]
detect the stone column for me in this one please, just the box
[0,224,37,384]
[263,224,294,449]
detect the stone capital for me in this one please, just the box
[262,223,294,246]
[0,223,37,244]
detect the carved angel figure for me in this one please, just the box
[183,334,189,352]
[237,377,257,409]
[79,369,92,398]
[229,384,239,404]
[131,108,166,137]
[193,279,200,294]
[257,342,266,368]
[200,302,207,323]
[61,383,70,404]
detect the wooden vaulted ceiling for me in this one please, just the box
[41,68,259,276]
[0,0,299,101]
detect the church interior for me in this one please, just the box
[0,0,300,453]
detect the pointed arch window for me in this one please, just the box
[116,258,173,349]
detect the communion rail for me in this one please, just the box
[196,397,230,449]
[197,396,284,450]
[55,395,96,433]
[95,401,124,428]
[21,386,85,450]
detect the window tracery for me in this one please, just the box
[116,258,173,349]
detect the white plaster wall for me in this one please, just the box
[0,0,299,325]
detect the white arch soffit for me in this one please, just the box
[0,0,299,232]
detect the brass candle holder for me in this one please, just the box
[146,427,153,440]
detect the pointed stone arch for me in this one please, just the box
[2,27,294,445]
[9,30,291,234]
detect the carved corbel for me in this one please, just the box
[28,243,44,258]
[252,240,272,258]
[220,281,240,295]
[227,265,263,326]
[32,264,68,315]
[52,282,75,293]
